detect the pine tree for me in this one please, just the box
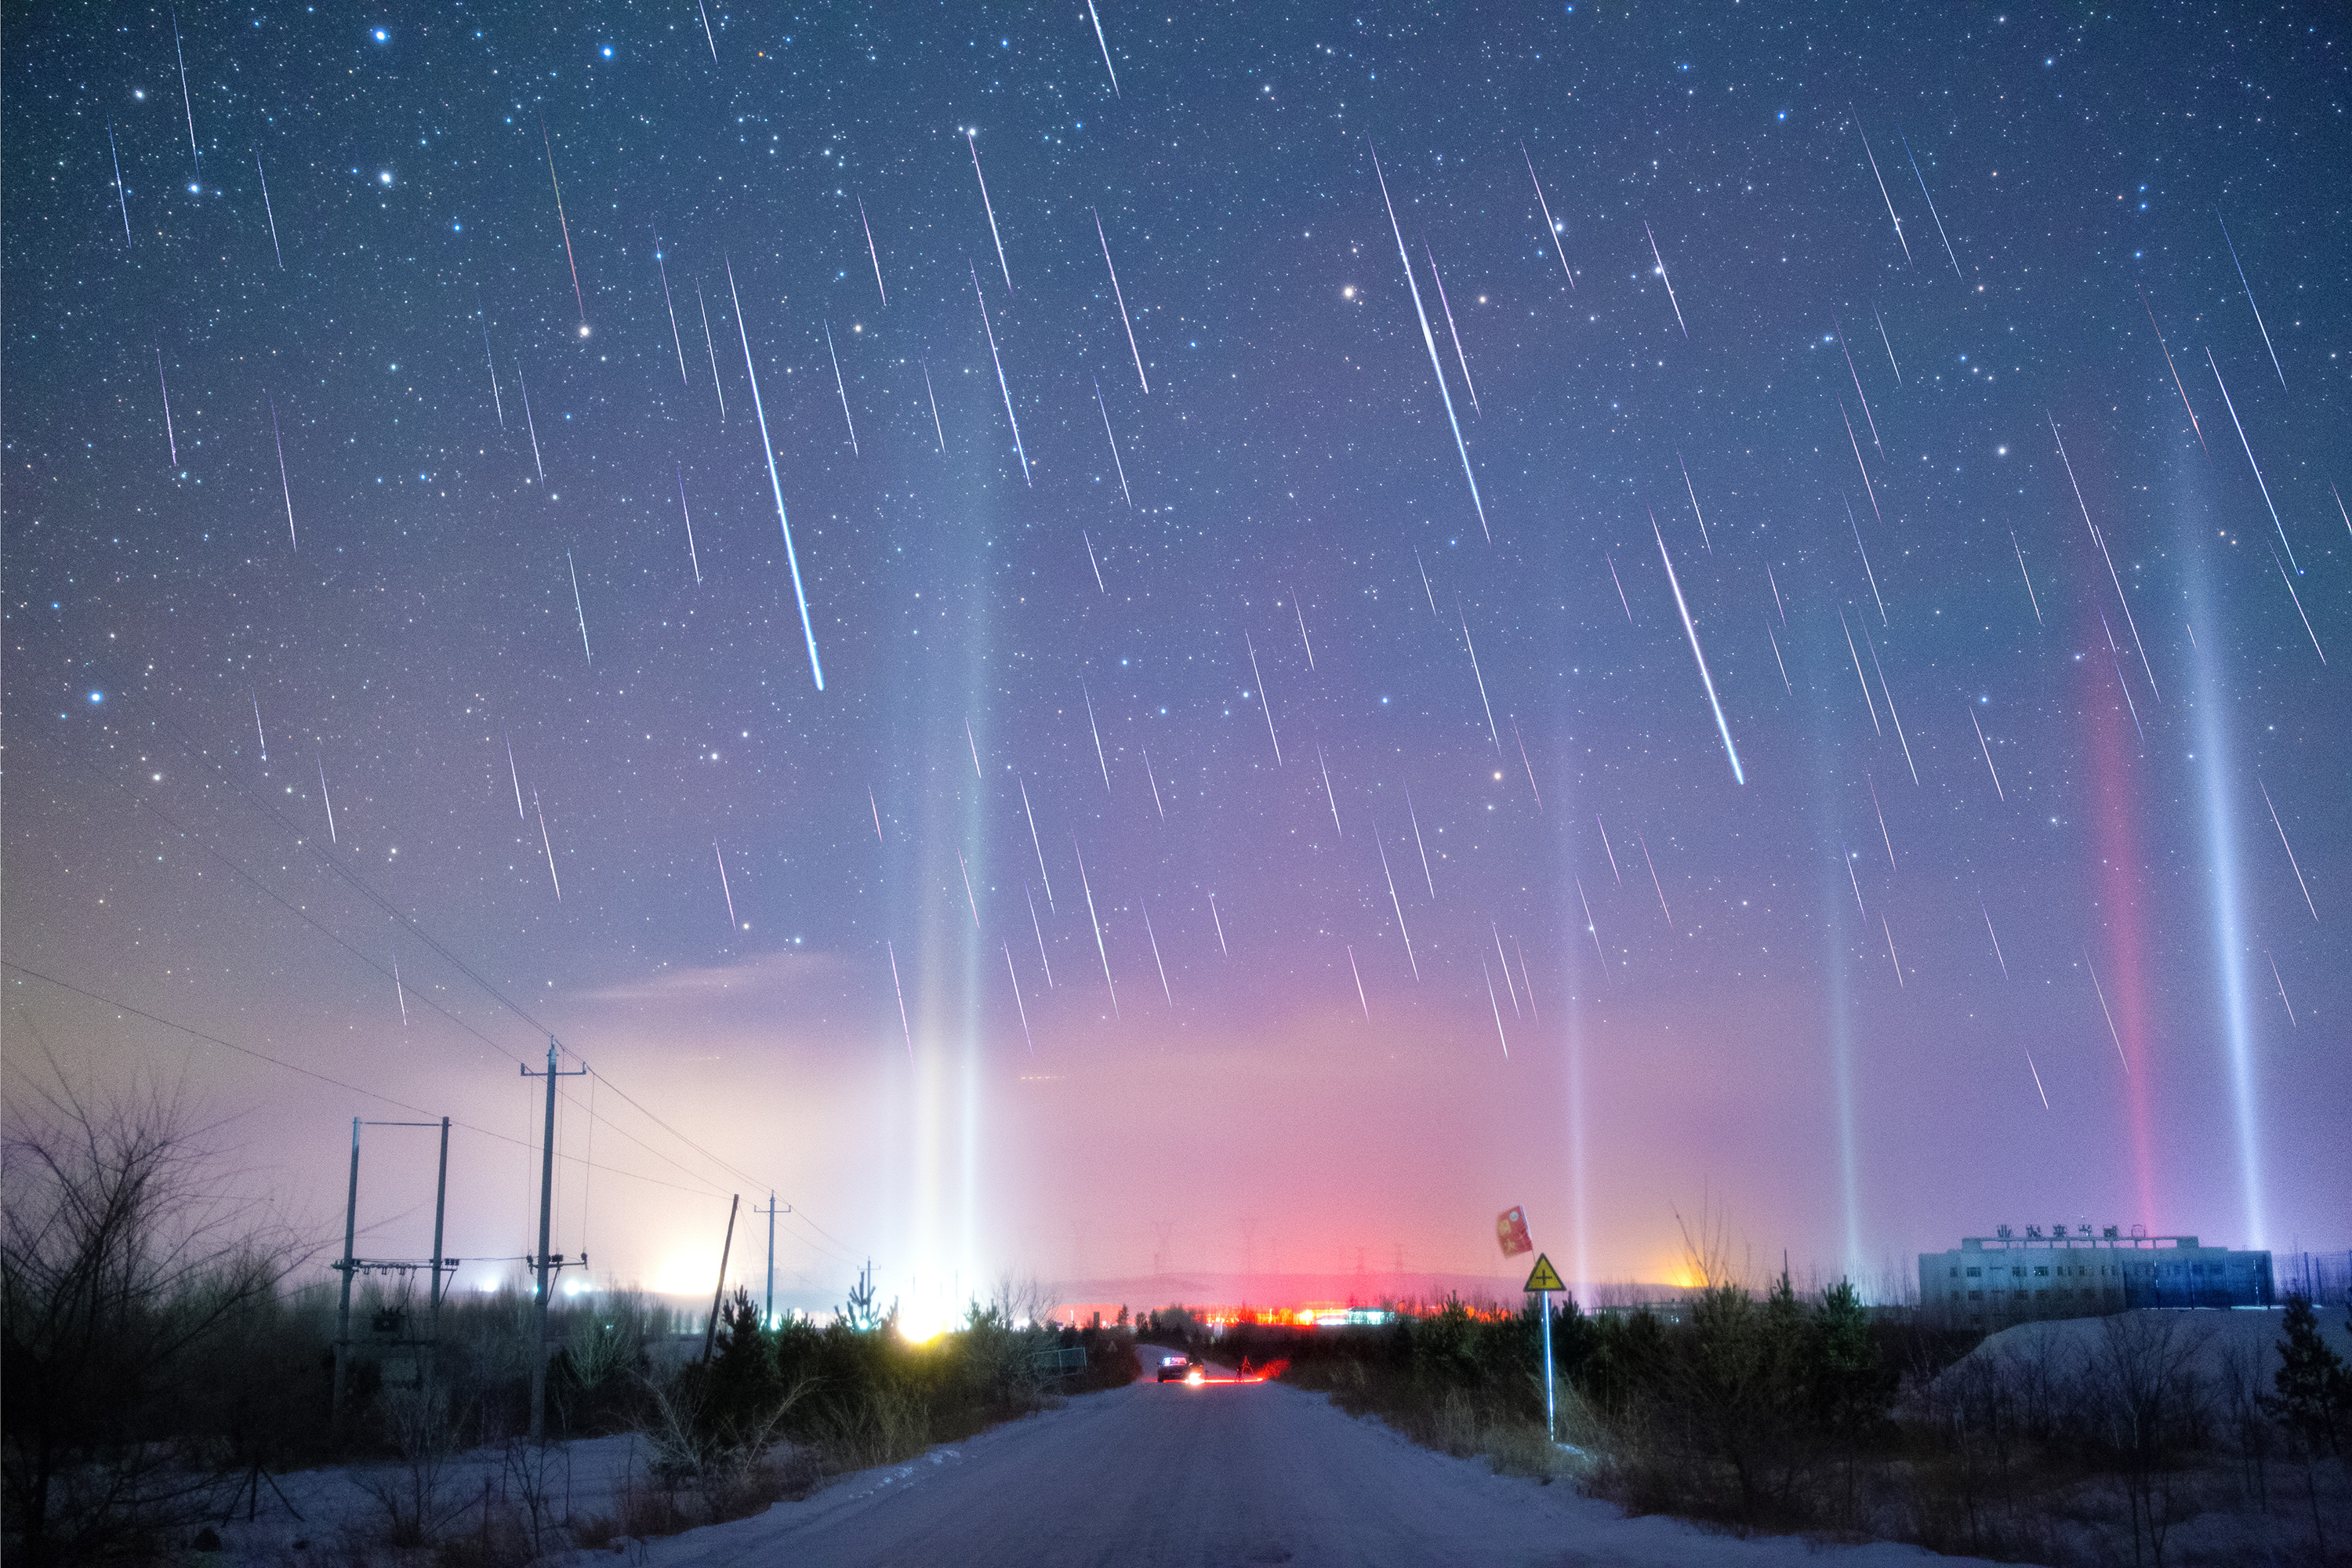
[2264,1293,2350,1456]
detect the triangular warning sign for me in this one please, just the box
[1523,1253,1565,1293]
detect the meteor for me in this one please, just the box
[823,321,858,456]
[1969,706,2004,800]
[2010,532,2041,623]
[1415,549,1440,618]
[1025,881,1054,986]
[1575,876,1607,977]
[1287,592,1315,670]
[1350,946,1371,1021]
[157,350,177,466]
[1849,494,1887,625]
[965,717,983,781]
[1142,900,1171,1005]
[1512,718,1542,809]
[2136,284,2205,452]
[1073,836,1118,1018]
[268,394,296,550]
[1842,399,1884,530]
[714,841,739,933]
[1873,307,1902,383]
[923,361,945,452]
[1643,221,1688,339]
[2100,613,2145,741]
[1020,778,1053,908]
[1316,745,1343,838]
[107,118,132,243]
[1595,814,1622,885]
[1899,129,1964,283]
[2085,951,2129,1075]
[504,727,524,818]
[171,5,199,179]
[1767,564,1787,625]
[1083,530,1105,593]
[477,289,503,427]
[1494,924,1520,1018]
[696,0,717,60]
[2049,413,2158,695]
[540,116,586,330]
[728,256,825,690]
[1480,960,1506,1054]
[2216,209,2286,390]
[1515,936,1538,1020]
[1867,772,1896,873]
[317,752,337,844]
[252,691,267,762]
[2258,776,2318,920]
[1766,622,1791,692]
[2205,350,2297,573]
[1094,376,1131,506]
[858,197,887,305]
[1521,143,1575,289]
[1840,610,1881,735]
[1980,897,2009,981]
[1082,681,1112,793]
[1882,917,1904,987]
[1856,122,1911,264]
[677,465,701,584]
[1405,784,1435,898]
[1425,241,1479,416]
[1678,450,1712,553]
[2026,1052,2050,1110]
[697,278,726,421]
[887,942,913,1065]
[1243,633,1281,764]
[1085,0,1120,95]
[393,953,408,1027]
[1208,891,1229,956]
[1606,554,1632,621]
[256,150,283,267]
[1370,810,1417,980]
[566,550,590,665]
[1842,844,1867,917]
[870,787,884,844]
[2268,953,2296,1027]
[2264,541,2326,665]
[968,132,1013,294]
[1652,513,1744,786]
[1094,208,1148,393]
[1859,622,1918,785]
[1831,315,1878,451]
[1142,746,1164,820]
[1639,831,1673,928]
[971,264,1030,485]
[1458,604,1501,753]
[1370,140,1487,539]
[655,226,688,382]
[957,848,982,930]
[1004,943,1036,1054]
[533,787,560,900]
[516,358,544,480]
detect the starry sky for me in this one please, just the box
[4,2,2345,1317]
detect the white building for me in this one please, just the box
[1919,1226,2274,1327]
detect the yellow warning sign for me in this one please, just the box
[1523,1253,1565,1294]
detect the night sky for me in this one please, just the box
[5,2,2345,1319]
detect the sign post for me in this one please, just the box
[1523,1252,1566,1444]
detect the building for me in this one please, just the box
[1920,1227,2274,1327]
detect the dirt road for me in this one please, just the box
[640,1349,1994,1568]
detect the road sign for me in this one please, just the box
[1496,1206,1533,1258]
[1523,1253,1565,1294]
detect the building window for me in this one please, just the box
[1966,1267,1981,1278]
[2034,1266,2049,1277]
[1969,1291,1982,1301]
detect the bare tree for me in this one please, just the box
[2,1074,298,1564]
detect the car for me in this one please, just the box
[1156,1354,1196,1383]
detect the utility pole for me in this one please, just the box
[333,1118,360,1425]
[522,1039,586,1440]
[702,1194,741,1361]
[427,1116,449,1401]
[754,1192,783,1327]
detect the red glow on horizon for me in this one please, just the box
[2086,645,2159,1227]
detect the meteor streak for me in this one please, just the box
[1849,495,1887,624]
[107,118,132,243]
[1576,876,1607,976]
[2049,414,2158,695]
[171,5,199,178]
[1643,221,1688,339]
[1842,400,1884,530]
[1521,143,1575,288]
[698,279,726,420]
[1515,937,1538,1020]
[1425,241,1479,416]
[1243,633,1281,764]
[534,788,560,900]
[2265,542,2325,664]
[1980,898,2009,979]
[858,198,887,305]
[256,151,282,267]
[2205,350,2297,573]
[1094,376,1131,506]
[269,394,296,550]
[887,942,913,1065]
[1874,307,1901,383]
[1606,554,1632,621]
[516,359,544,479]
[1208,891,1229,956]
[1291,591,1314,669]
[823,321,858,455]
[1406,785,1435,897]
[923,361,944,452]
[1083,530,1105,593]
[1859,622,1918,785]
[696,0,717,60]
[1480,960,1507,1054]
[1842,844,1867,916]
[2259,777,2318,920]
[540,116,586,329]
[252,691,267,761]
[477,289,503,427]
[1867,771,1896,873]
[971,264,1030,485]
[2100,613,2145,741]
[566,550,590,664]
[2026,1052,2050,1109]
[1316,746,1343,838]
[1004,942,1035,1054]
[1094,208,1148,394]
[1882,917,1904,986]
[1073,836,1118,1017]
[870,787,884,844]
[2085,951,2129,1074]
[1512,718,1541,809]
[1142,746,1164,821]
[1639,832,1673,929]
[1020,778,1053,908]
[1652,513,1744,786]
[1899,130,1963,282]
[1768,564,1786,626]
[968,132,1013,293]
[157,350,177,466]
[1349,946,1370,1020]
[728,257,825,689]
[1832,314,1878,450]
[1679,451,1712,552]
[676,465,701,584]
[1767,622,1791,692]
[504,728,524,819]
[317,753,337,844]
[2010,533,2041,623]
[1415,549,1440,617]
[394,954,408,1027]
[1370,811,1417,979]
[1458,604,1501,753]
[2216,209,2285,390]
[1970,707,2004,800]
[1082,681,1111,792]
[2267,953,2295,1027]
[1856,122,1910,264]
[715,841,738,933]
[957,848,981,930]
[965,717,983,781]
[1840,610,1882,735]
[1142,901,1171,1004]
[1085,0,1120,95]
[1025,882,1054,985]
[654,227,687,382]
[1494,924,1520,1018]
[1370,140,1487,539]
[1596,815,1622,885]
[2136,284,2204,452]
